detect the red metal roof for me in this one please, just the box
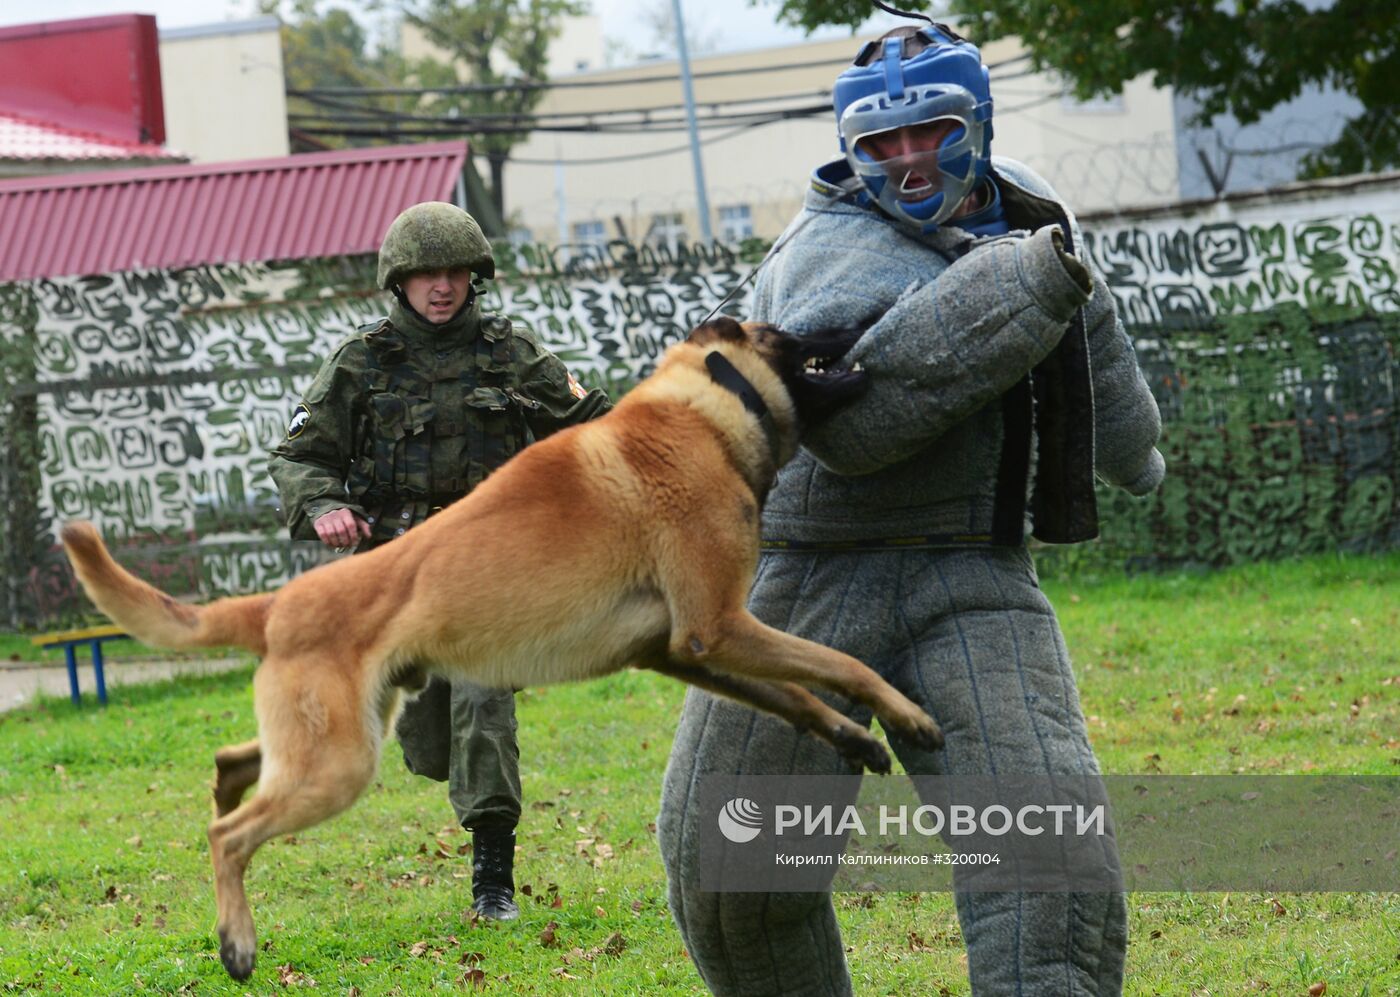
[0,110,184,163]
[0,14,166,146]
[0,141,468,282]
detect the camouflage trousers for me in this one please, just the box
[396,676,522,831]
[657,545,1126,996]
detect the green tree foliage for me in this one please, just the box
[759,0,1400,177]
[260,1,578,225]
[396,0,587,221]
[257,0,413,151]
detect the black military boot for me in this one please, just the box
[470,826,519,921]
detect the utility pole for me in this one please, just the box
[555,150,569,246]
[671,0,713,243]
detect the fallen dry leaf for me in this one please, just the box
[461,967,487,989]
[539,922,559,947]
[276,963,315,987]
[1308,982,1327,996]
[603,932,626,957]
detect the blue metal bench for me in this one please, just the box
[30,625,131,705]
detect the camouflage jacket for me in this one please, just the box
[268,297,611,547]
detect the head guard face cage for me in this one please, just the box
[833,26,993,233]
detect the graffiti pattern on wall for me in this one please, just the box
[3,241,755,622]
[1081,199,1400,324]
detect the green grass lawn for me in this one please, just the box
[1,552,1398,995]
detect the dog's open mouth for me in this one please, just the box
[787,328,869,422]
[802,355,864,376]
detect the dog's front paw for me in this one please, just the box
[830,724,891,774]
[907,712,944,752]
[884,699,944,752]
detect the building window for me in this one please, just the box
[646,212,687,252]
[571,219,607,249]
[718,203,753,243]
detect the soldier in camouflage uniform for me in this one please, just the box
[268,201,611,921]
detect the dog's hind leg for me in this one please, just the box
[673,610,944,753]
[208,656,383,980]
[649,660,893,773]
[212,740,261,818]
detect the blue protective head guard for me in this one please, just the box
[833,24,993,233]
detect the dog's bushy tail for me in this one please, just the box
[60,521,271,657]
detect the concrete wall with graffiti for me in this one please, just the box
[0,242,753,624]
[1080,174,1400,323]
[3,172,1399,623]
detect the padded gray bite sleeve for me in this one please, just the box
[802,225,1093,476]
[1081,264,1166,495]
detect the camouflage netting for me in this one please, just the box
[1035,304,1400,578]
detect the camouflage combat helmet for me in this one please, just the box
[377,201,495,289]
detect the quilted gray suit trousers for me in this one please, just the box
[657,546,1126,996]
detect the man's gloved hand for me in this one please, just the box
[314,508,372,549]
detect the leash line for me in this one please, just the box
[700,211,822,324]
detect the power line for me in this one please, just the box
[288,52,1034,99]
[289,67,1037,135]
[508,119,778,165]
[291,104,830,140]
[295,85,1054,139]
[291,101,832,138]
[291,55,862,97]
[289,88,834,126]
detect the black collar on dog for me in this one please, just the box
[705,350,782,472]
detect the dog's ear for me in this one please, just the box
[687,317,747,347]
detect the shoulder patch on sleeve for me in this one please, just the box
[286,403,312,439]
[566,371,588,400]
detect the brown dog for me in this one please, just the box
[60,317,943,980]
